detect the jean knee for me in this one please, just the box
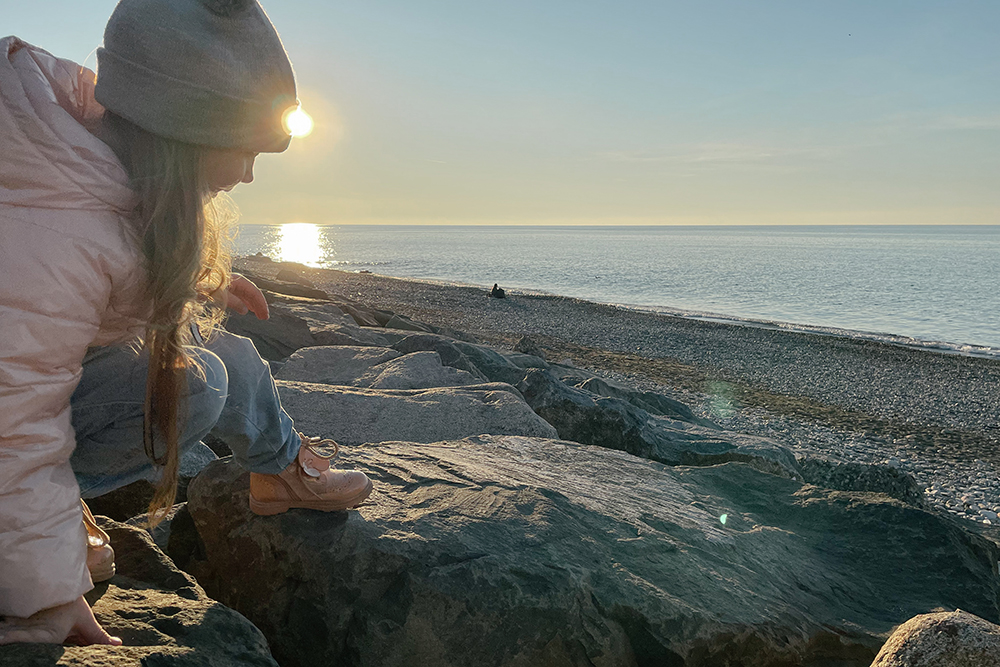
[184,347,228,442]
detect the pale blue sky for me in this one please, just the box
[7,1,1000,224]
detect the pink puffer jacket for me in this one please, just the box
[0,37,147,617]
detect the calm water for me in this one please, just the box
[235,224,1000,355]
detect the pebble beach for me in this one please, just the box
[241,257,1000,529]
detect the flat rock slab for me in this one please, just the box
[185,436,1000,667]
[276,380,558,445]
[0,520,275,667]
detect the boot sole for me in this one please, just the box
[249,478,374,516]
[89,561,116,583]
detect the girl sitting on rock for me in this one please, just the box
[0,0,371,646]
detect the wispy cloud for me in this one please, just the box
[598,142,841,168]
[932,115,1000,131]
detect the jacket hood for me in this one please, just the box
[0,37,133,212]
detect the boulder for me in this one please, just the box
[453,341,527,385]
[84,443,219,521]
[338,303,383,327]
[184,436,1000,667]
[276,346,402,385]
[391,334,489,381]
[518,369,799,476]
[241,271,329,299]
[872,610,1000,666]
[275,268,315,287]
[358,352,481,390]
[384,314,433,333]
[276,380,558,445]
[501,350,549,370]
[223,308,315,361]
[575,376,716,428]
[798,458,925,506]
[312,324,390,347]
[0,519,277,666]
[513,335,547,360]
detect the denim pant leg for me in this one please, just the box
[70,344,229,498]
[71,331,301,498]
[200,330,300,475]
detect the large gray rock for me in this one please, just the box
[360,351,481,390]
[312,323,390,347]
[277,348,480,390]
[223,307,315,361]
[798,458,925,506]
[276,380,558,445]
[391,334,489,381]
[575,375,716,428]
[518,369,799,476]
[276,346,402,384]
[184,436,1000,667]
[872,610,1000,666]
[0,519,276,666]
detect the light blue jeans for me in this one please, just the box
[70,330,301,498]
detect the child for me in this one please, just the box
[0,0,371,645]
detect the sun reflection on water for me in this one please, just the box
[278,223,322,267]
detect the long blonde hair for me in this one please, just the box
[100,111,232,526]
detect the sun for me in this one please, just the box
[283,106,314,138]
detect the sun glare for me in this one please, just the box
[278,223,321,266]
[283,106,314,138]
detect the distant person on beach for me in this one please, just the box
[0,0,371,646]
[491,283,507,299]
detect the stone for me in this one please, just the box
[0,518,277,666]
[277,347,479,391]
[518,369,799,476]
[84,444,219,522]
[276,380,558,445]
[223,307,315,361]
[453,341,528,385]
[796,458,925,506]
[391,334,489,381]
[872,610,1000,666]
[184,436,1000,667]
[276,346,402,385]
[574,375,716,427]
[357,352,481,390]
[501,350,550,370]
[513,335,547,360]
[311,325,389,348]
[241,271,329,299]
[384,314,433,333]
[275,268,315,287]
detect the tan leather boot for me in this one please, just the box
[249,435,372,516]
[82,500,115,583]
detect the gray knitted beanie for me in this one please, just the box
[95,0,297,153]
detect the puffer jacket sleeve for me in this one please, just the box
[0,208,122,618]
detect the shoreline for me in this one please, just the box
[238,256,1000,526]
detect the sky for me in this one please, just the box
[6,1,1000,225]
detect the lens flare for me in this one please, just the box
[283,106,314,138]
[719,514,728,525]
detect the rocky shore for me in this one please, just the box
[256,257,1000,532]
[6,255,1000,666]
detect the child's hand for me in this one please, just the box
[0,596,122,646]
[223,274,270,320]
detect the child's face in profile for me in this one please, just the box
[203,148,258,193]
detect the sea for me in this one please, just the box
[234,224,1000,359]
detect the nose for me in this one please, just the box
[242,156,256,184]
